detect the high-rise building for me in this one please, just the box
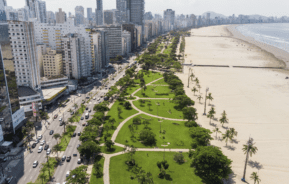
[25,0,37,18]
[5,6,18,21]
[0,0,6,21]
[104,10,116,25]
[17,7,29,21]
[46,11,55,24]
[8,21,41,91]
[95,0,103,25]
[35,0,47,23]
[55,8,66,24]
[92,30,109,72]
[43,48,62,78]
[164,9,175,27]
[116,0,130,23]
[128,0,145,26]
[0,21,25,142]
[87,8,93,21]
[206,13,210,25]
[144,12,153,20]
[122,23,136,51]
[75,6,84,26]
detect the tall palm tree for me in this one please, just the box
[250,172,261,184]
[242,141,258,157]
[207,107,216,124]
[229,128,238,140]
[52,144,62,158]
[206,92,214,105]
[194,77,199,84]
[197,95,203,103]
[213,127,221,139]
[192,87,198,96]
[197,84,201,94]
[222,130,232,146]
[219,110,229,127]
[53,133,61,144]
[190,73,195,81]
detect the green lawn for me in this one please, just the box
[163,37,176,55]
[89,156,105,184]
[59,125,77,151]
[152,78,168,85]
[99,100,138,143]
[156,42,165,54]
[101,145,124,154]
[135,70,163,84]
[134,85,174,98]
[133,99,183,119]
[70,104,86,122]
[110,152,202,184]
[124,84,141,96]
[28,158,57,184]
[115,114,191,148]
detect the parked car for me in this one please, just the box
[32,161,38,168]
[59,117,62,122]
[77,159,81,164]
[66,156,71,162]
[85,107,88,110]
[66,171,70,177]
[49,130,54,135]
[40,140,46,146]
[97,98,100,101]
[35,139,39,144]
[80,117,84,120]
[37,135,42,140]
[72,133,76,137]
[38,146,43,153]
[32,143,37,148]
[54,114,58,119]
[93,97,96,100]
[46,148,51,155]
[88,109,91,113]
[62,155,66,161]
[77,132,81,136]
[44,144,49,150]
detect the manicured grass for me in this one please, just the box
[163,37,176,55]
[89,156,105,184]
[110,152,202,184]
[70,104,86,122]
[134,85,175,98]
[101,145,124,154]
[99,100,138,143]
[133,99,183,119]
[156,42,165,54]
[134,70,163,84]
[59,125,77,151]
[124,84,141,96]
[115,114,191,148]
[152,78,168,85]
[28,158,57,184]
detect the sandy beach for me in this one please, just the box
[178,25,289,183]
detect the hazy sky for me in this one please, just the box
[7,0,289,17]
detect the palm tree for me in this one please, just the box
[242,141,258,157]
[206,92,213,105]
[197,95,203,103]
[190,73,195,81]
[53,133,61,144]
[192,87,198,96]
[194,77,199,84]
[197,84,201,94]
[207,107,216,124]
[62,121,68,133]
[213,127,221,139]
[250,172,261,184]
[222,130,232,146]
[52,144,62,158]
[229,128,238,140]
[219,110,229,127]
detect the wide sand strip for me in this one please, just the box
[177,25,289,183]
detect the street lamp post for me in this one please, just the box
[203,87,209,115]
[241,137,253,182]
[44,107,47,129]
[187,67,191,88]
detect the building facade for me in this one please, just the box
[164,9,175,30]
[35,0,46,23]
[43,48,62,78]
[92,30,109,73]
[55,8,66,24]
[75,6,84,26]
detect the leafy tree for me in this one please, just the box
[207,107,216,124]
[222,130,232,146]
[173,153,185,164]
[182,107,198,121]
[66,165,89,184]
[173,95,194,110]
[117,107,122,118]
[94,102,110,112]
[192,87,198,95]
[79,126,98,143]
[133,117,142,125]
[219,110,229,127]
[87,118,102,126]
[78,140,101,160]
[184,121,198,127]
[123,101,132,109]
[93,158,103,178]
[197,95,203,103]
[191,146,232,184]
[206,92,214,105]
[22,121,35,148]
[105,140,114,151]
[213,127,222,139]
[136,170,154,184]
[242,141,258,157]
[157,160,169,179]
[189,127,213,148]
[53,133,61,144]
[52,144,62,158]
[139,129,156,146]
[229,128,238,140]
[250,172,261,184]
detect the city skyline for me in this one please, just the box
[6,0,289,17]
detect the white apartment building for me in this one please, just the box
[35,0,46,23]
[18,86,42,113]
[122,30,131,56]
[8,21,41,91]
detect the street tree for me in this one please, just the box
[182,107,198,121]
[66,165,89,184]
[105,140,114,151]
[53,133,61,144]
[52,144,62,158]
[78,140,101,160]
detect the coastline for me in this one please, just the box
[226,24,289,69]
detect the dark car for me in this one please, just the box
[77,132,81,136]
[71,111,74,115]
[66,156,71,162]
[73,153,77,157]
[80,117,84,120]
[44,145,49,150]
[72,133,76,137]
[54,114,58,119]
[60,122,63,126]
[32,143,37,148]
[49,130,54,135]
[85,107,88,110]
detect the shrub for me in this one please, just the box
[173,153,185,164]
[184,121,198,127]
[139,129,156,145]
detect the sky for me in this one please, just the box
[7,0,289,18]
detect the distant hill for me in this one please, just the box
[202,11,227,19]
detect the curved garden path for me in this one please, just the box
[99,76,191,184]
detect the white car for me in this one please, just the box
[66,171,70,177]
[93,97,96,100]
[37,135,42,140]
[59,117,62,122]
[38,146,43,153]
[32,161,38,168]
[78,94,81,97]
[97,98,100,101]
[40,140,46,146]
[46,148,51,155]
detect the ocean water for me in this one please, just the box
[236,23,289,53]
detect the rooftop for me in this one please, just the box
[42,86,67,100]
[18,86,38,97]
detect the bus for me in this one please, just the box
[85,113,89,119]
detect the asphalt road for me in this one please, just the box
[13,57,136,184]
